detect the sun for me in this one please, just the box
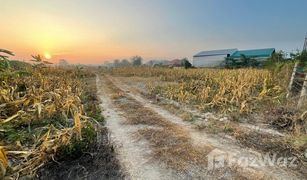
[44,52,52,59]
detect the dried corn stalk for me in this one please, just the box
[74,113,82,140]
[0,68,95,178]
[0,146,8,178]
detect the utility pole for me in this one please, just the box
[303,32,307,52]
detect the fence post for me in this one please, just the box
[286,62,299,98]
[298,73,307,108]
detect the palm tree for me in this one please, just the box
[31,54,53,68]
[0,49,14,60]
[0,49,14,71]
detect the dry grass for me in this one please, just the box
[180,112,194,121]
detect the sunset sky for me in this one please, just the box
[1,0,307,64]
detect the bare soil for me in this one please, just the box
[36,128,124,180]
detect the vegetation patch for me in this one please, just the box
[37,77,124,179]
[0,51,123,179]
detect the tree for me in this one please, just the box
[30,54,53,68]
[297,50,307,66]
[240,55,259,67]
[113,59,120,67]
[240,54,252,67]
[268,51,286,63]
[290,50,300,60]
[181,58,192,69]
[120,59,130,67]
[0,49,14,60]
[131,56,143,66]
[58,59,69,67]
[225,57,237,68]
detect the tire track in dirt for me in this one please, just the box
[96,76,180,180]
[106,75,304,180]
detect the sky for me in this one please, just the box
[1,0,307,64]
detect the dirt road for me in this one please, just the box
[96,75,304,180]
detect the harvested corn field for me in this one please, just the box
[2,1,307,179]
[0,60,123,179]
[1,55,306,179]
[110,67,293,113]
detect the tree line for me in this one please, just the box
[106,56,143,68]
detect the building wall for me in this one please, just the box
[193,55,227,67]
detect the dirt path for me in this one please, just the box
[97,75,304,180]
[96,76,181,180]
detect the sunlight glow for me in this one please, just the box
[44,52,52,59]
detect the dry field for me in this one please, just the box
[104,66,307,179]
[1,61,306,179]
[110,66,294,113]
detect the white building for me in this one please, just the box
[193,49,238,67]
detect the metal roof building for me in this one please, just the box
[229,48,275,59]
[193,48,238,67]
